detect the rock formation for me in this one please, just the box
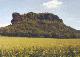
[0,12,80,38]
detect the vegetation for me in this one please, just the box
[0,37,79,57]
[0,12,80,38]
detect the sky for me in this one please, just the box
[0,0,80,30]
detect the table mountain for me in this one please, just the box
[0,12,80,38]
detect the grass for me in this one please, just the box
[0,36,80,57]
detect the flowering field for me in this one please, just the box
[0,37,80,57]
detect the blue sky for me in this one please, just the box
[0,0,80,30]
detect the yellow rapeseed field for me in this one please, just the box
[0,36,80,49]
[0,36,79,57]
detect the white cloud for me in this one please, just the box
[43,0,63,9]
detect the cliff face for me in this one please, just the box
[0,12,80,38]
[11,13,22,24]
[11,12,63,24]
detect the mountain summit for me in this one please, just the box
[0,12,80,38]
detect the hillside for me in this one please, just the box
[0,12,80,38]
